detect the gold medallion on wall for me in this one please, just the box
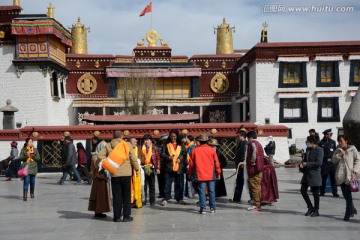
[77,73,97,95]
[210,72,229,93]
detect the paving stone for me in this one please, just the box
[0,168,359,240]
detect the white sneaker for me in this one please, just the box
[198,209,206,214]
[210,208,216,213]
[247,206,260,211]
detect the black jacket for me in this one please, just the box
[265,141,276,155]
[234,140,248,167]
[63,142,77,166]
[318,138,336,161]
[301,146,324,186]
[217,149,227,169]
[161,143,188,174]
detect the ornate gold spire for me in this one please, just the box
[13,0,20,6]
[47,3,55,18]
[70,17,90,54]
[261,22,268,43]
[214,18,235,54]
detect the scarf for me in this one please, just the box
[186,141,194,150]
[167,143,181,172]
[26,146,34,164]
[142,144,152,166]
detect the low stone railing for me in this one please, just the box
[0,123,290,166]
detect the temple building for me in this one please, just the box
[1,1,360,147]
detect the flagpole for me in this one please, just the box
[151,3,153,29]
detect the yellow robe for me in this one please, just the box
[131,147,142,208]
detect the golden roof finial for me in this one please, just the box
[214,17,235,54]
[13,0,20,6]
[47,3,55,18]
[70,17,90,54]
[261,22,268,43]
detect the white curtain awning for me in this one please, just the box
[349,90,357,97]
[315,91,342,98]
[349,55,360,60]
[234,96,249,103]
[277,92,310,98]
[277,57,309,62]
[237,62,248,72]
[315,56,343,61]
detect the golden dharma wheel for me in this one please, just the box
[124,130,130,136]
[153,130,160,136]
[93,131,100,136]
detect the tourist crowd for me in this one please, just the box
[1,127,359,223]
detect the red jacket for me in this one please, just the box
[77,148,87,165]
[246,140,265,176]
[189,144,221,181]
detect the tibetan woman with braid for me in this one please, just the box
[19,138,40,201]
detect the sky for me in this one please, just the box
[9,0,360,57]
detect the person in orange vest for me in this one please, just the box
[160,129,188,206]
[98,131,139,222]
[138,134,160,206]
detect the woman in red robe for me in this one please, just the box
[261,156,279,204]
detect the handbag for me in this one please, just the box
[349,171,360,192]
[17,164,28,178]
[344,158,360,192]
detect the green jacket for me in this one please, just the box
[19,147,40,175]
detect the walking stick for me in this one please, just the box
[230,162,242,201]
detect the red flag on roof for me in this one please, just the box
[139,2,152,17]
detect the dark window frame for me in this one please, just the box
[239,69,244,95]
[316,61,340,87]
[279,98,308,123]
[317,97,340,122]
[349,61,360,86]
[245,68,250,94]
[278,62,308,88]
[50,72,60,100]
[60,80,65,98]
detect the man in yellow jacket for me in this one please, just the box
[98,131,139,222]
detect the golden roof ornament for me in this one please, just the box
[146,29,159,47]
[214,18,235,54]
[137,39,145,47]
[13,0,20,6]
[70,17,90,54]
[261,22,268,43]
[47,3,55,18]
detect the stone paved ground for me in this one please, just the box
[0,168,359,240]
